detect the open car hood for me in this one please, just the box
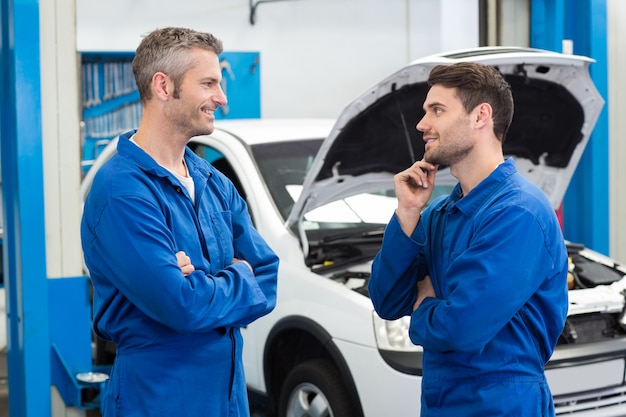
[286,46,604,231]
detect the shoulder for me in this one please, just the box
[483,174,564,253]
[487,159,555,214]
[503,172,555,217]
[87,149,167,218]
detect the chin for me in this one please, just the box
[196,123,215,136]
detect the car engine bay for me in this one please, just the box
[312,236,626,346]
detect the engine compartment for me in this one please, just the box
[320,239,626,346]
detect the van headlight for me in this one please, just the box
[372,312,423,352]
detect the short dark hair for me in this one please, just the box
[132,27,224,103]
[428,62,514,142]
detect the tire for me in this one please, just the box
[278,359,357,417]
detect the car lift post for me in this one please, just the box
[1,0,104,415]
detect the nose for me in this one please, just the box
[416,113,428,133]
[214,84,228,107]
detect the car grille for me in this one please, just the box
[554,385,626,414]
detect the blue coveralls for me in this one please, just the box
[81,131,279,416]
[369,158,568,417]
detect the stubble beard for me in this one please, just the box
[423,121,473,166]
[171,97,215,138]
[425,143,472,166]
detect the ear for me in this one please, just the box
[474,103,493,128]
[152,72,172,101]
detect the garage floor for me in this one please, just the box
[0,351,266,416]
[0,351,101,417]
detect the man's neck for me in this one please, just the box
[132,128,188,175]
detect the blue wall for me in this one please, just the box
[530,0,609,255]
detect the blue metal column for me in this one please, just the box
[1,0,52,416]
[530,0,609,255]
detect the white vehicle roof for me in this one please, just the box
[208,118,335,146]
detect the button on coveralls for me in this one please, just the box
[81,131,279,416]
[369,158,568,417]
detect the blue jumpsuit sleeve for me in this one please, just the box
[369,214,430,320]
[409,205,563,353]
[228,183,279,327]
[84,188,278,334]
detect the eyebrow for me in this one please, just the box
[424,101,446,111]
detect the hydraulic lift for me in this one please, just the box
[1,0,102,416]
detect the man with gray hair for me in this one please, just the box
[81,27,279,416]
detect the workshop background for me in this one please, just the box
[74,0,626,263]
[2,0,626,416]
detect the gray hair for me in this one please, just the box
[132,27,223,103]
